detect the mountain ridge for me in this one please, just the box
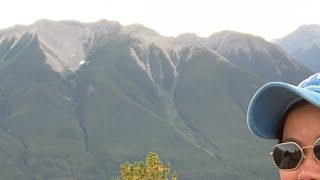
[2,19,312,83]
[0,19,314,179]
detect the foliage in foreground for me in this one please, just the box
[112,152,177,180]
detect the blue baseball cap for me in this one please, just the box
[247,73,320,139]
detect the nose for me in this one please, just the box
[298,170,319,180]
[297,151,320,180]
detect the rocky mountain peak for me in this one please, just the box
[206,30,311,83]
[207,30,268,54]
[175,33,205,46]
[122,24,185,65]
[275,24,320,53]
[122,24,160,37]
[274,24,320,72]
[0,19,122,73]
[298,24,320,33]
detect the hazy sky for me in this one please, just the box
[1,0,319,40]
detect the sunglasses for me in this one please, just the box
[270,138,320,170]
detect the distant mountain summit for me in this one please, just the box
[275,24,320,72]
[208,31,312,84]
[175,33,206,46]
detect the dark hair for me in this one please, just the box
[277,99,310,143]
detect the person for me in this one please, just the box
[247,73,320,179]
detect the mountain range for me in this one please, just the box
[0,19,314,179]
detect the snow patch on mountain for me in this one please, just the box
[79,60,85,65]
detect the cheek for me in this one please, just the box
[279,170,298,179]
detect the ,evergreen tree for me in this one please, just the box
[112,152,177,180]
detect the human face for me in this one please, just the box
[280,103,320,179]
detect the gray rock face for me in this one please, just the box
[275,24,320,72]
[208,31,312,84]
[0,19,121,73]
[275,24,320,53]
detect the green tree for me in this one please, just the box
[112,152,177,180]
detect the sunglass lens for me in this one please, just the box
[313,139,320,161]
[273,143,302,170]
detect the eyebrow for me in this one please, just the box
[283,136,320,146]
[282,137,302,145]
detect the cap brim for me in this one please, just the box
[247,82,320,139]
